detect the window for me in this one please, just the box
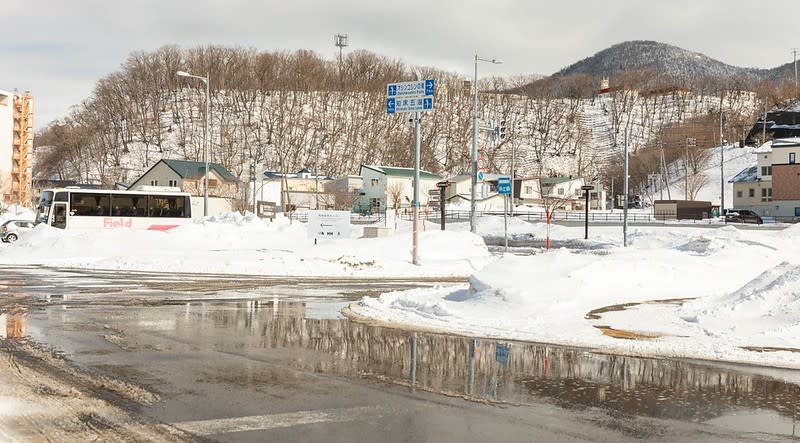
[761,188,772,202]
[208,179,218,187]
[371,179,379,187]
[749,188,755,198]
[150,180,158,186]
[524,186,533,194]
[790,153,796,164]
[558,188,564,195]
[761,166,772,176]
[370,198,381,210]
[110,194,147,216]
[168,179,178,187]
[70,193,110,216]
[736,190,743,198]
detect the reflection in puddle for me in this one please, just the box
[0,312,27,339]
[165,299,799,436]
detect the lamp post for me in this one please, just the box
[177,70,210,216]
[470,54,502,233]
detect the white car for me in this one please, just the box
[1,219,34,243]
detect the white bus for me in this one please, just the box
[35,188,194,231]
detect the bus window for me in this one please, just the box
[149,196,169,217]
[36,191,54,225]
[71,193,110,216]
[110,194,147,216]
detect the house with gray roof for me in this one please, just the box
[128,159,240,200]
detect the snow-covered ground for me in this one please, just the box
[1,204,799,369]
[350,216,800,369]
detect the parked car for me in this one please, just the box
[1,219,35,242]
[724,209,763,224]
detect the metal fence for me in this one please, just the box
[288,210,795,225]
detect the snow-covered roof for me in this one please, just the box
[729,165,758,183]
[771,137,800,148]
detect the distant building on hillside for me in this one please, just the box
[746,101,800,144]
[0,90,34,207]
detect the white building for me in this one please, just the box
[357,165,442,214]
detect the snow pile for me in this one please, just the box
[679,262,800,346]
[0,213,493,278]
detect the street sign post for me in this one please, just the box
[498,176,512,252]
[581,185,594,240]
[386,78,436,265]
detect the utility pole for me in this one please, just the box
[623,128,629,247]
[793,48,799,98]
[720,106,726,214]
[763,99,768,146]
[685,138,693,200]
[510,116,516,216]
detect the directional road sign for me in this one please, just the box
[498,176,512,195]
[386,79,435,114]
[386,96,434,114]
[386,80,435,98]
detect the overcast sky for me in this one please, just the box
[3,0,799,126]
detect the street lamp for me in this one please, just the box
[471,54,503,233]
[177,70,210,216]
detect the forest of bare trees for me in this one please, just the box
[33,45,799,199]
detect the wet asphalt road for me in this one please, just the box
[1,265,799,442]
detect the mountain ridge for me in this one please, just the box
[551,40,793,83]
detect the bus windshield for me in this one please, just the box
[35,191,54,225]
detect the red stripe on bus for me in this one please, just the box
[147,225,179,231]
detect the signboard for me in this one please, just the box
[386,97,433,114]
[498,176,512,195]
[580,185,594,191]
[257,201,276,220]
[307,210,350,239]
[386,79,435,98]
[386,79,435,114]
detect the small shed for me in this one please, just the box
[654,200,712,220]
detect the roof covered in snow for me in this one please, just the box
[729,165,758,183]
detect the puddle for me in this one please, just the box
[5,265,799,437]
[26,297,800,435]
[592,325,663,340]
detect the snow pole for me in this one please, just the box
[546,207,551,251]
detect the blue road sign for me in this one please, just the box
[498,176,511,195]
[477,170,485,181]
[387,79,435,98]
[424,79,435,96]
[388,96,434,114]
